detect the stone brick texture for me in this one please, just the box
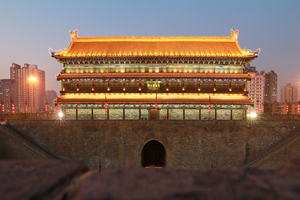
[1,158,300,200]
[1,120,300,171]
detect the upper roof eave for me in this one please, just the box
[51,54,258,60]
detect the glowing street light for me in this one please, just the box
[58,112,63,118]
[29,77,37,82]
[250,112,257,119]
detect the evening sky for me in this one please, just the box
[0,0,299,99]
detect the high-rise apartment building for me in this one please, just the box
[264,70,278,103]
[45,90,58,106]
[246,64,265,114]
[280,83,298,103]
[10,63,46,113]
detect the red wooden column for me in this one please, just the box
[231,109,233,120]
[215,109,217,120]
[167,108,169,120]
[183,108,185,120]
[123,108,125,120]
[91,108,94,120]
[139,108,141,120]
[76,108,78,120]
[199,108,201,120]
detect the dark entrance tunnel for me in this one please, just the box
[141,140,166,167]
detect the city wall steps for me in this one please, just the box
[0,123,58,160]
[244,126,300,169]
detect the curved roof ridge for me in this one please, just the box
[75,36,235,42]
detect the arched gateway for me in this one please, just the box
[141,140,166,168]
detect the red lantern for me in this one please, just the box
[297,105,299,115]
[262,105,264,113]
[256,103,259,113]
[57,103,60,112]
[12,104,15,114]
[286,105,289,113]
[26,104,28,112]
[2,104,5,113]
[155,103,157,112]
[45,104,48,112]
[208,103,211,113]
[105,103,107,112]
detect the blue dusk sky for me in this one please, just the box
[0,0,300,98]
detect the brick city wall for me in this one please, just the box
[1,120,300,171]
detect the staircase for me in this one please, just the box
[243,126,300,167]
[0,123,58,159]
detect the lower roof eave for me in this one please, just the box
[57,72,251,80]
[56,100,252,106]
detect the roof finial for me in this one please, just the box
[230,29,239,41]
[70,30,78,41]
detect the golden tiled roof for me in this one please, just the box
[52,30,258,59]
[57,93,252,105]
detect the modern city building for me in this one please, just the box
[10,63,46,113]
[52,30,258,120]
[46,90,58,106]
[280,83,298,103]
[0,79,17,113]
[245,65,265,114]
[264,70,278,103]
[265,102,300,115]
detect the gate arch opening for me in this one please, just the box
[141,140,166,168]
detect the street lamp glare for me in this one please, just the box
[58,112,63,118]
[250,112,257,119]
[29,77,37,82]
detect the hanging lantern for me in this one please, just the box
[297,105,299,115]
[2,104,5,113]
[45,104,48,112]
[26,104,28,112]
[105,103,107,112]
[256,103,259,113]
[286,105,289,113]
[155,103,157,112]
[12,104,15,114]
[57,103,60,112]
[262,105,264,113]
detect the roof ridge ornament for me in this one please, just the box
[230,29,239,41]
[70,30,78,41]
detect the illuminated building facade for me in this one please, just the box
[52,30,258,120]
[246,65,265,114]
[10,63,46,113]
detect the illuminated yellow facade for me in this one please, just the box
[52,30,258,120]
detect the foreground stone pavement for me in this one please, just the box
[0,160,88,200]
[1,158,300,200]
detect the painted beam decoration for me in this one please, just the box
[51,30,258,120]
